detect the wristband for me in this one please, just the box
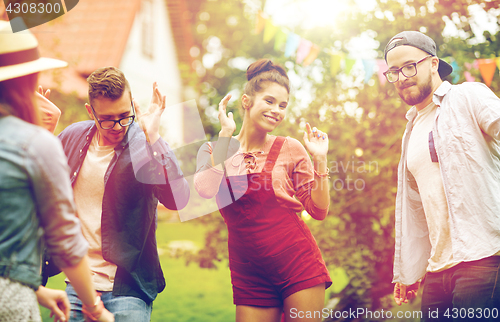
[82,292,104,321]
[314,168,330,178]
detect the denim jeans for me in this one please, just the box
[66,283,152,322]
[421,256,500,321]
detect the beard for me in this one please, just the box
[396,75,433,106]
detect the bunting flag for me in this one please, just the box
[330,53,344,76]
[473,59,479,70]
[344,57,356,75]
[296,39,313,64]
[254,12,500,86]
[303,44,320,66]
[450,61,460,84]
[477,59,497,87]
[263,19,278,43]
[284,33,301,58]
[376,60,388,87]
[255,11,266,34]
[363,59,376,84]
[274,28,287,52]
[464,71,475,82]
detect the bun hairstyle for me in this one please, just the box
[244,59,290,101]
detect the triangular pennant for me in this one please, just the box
[330,53,343,76]
[274,28,287,52]
[464,71,475,82]
[450,61,460,84]
[263,19,278,43]
[303,44,321,66]
[376,59,388,87]
[284,32,301,58]
[362,59,376,83]
[472,59,479,70]
[477,58,497,87]
[345,57,356,75]
[255,11,266,34]
[296,39,313,64]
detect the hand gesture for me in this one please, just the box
[393,281,420,305]
[303,123,328,158]
[96,309,115,322]
[135,82,166,144]
[218,94,236,137]
[35,286,70,322]
[82,296,114,322]
[36,85,61,133]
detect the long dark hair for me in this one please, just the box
[244,59,290,99]
[0,73,41,125]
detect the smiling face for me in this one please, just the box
[85,90,133,146]
[386,45,439,109]
[243,81,289,133]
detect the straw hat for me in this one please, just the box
[0,18,67,82]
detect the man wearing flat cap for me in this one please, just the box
[385,31,500,320]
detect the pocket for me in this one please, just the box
[268,242,306,281]
[456,258,500,299]
[228,256,254,287]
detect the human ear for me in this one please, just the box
[241,94,252,110]
[432,57,440,73]
[85,103,94,120]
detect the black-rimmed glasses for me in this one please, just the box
[384,55,433,83]
[90,102,135,130]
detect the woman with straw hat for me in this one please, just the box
[0,18,113,322]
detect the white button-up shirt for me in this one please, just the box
[393,81,500,285]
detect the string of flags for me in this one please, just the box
[256,11,500,88]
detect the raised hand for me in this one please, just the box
[218,94,236,137]
[36,86,61,133]
[303,123,328,158]
[134,82,166,144]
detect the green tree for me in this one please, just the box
[182,0,500,320]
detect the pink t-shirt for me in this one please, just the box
[194,135,328,217]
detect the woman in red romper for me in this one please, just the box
[194,59,331,322]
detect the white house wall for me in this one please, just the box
[120,0,184,147]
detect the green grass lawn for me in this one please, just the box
[39,212,371,321]
[41,219,235,322]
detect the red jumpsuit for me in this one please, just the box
[216,136,332,307]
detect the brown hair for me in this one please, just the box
[244,59,290,100]
[0,73,41,125]
[87,67,131,105]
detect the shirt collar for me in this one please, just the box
[432,81,452,106]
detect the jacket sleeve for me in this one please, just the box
[130,137,190,210]
[30,131,88,269]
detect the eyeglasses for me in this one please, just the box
[383,55,433,83]
[90,101,135,130]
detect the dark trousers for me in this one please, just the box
[421,256,500,321]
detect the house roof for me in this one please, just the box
[30,0,140,97]
[165,0,195,67]
[27,0,194,98]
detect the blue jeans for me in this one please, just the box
[65,283,152,322]
[421,256,500,321]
